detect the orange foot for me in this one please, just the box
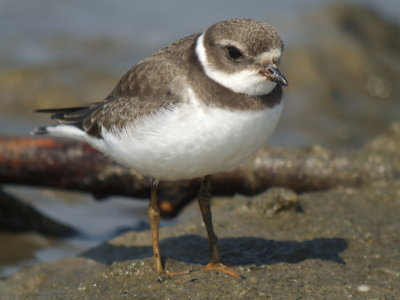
[157,269,192,281]
[204,262,240,278]
[165,269,192,276]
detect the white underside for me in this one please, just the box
[47,89,283,180]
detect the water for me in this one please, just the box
[1,0,398,69]
[0,0,399,278]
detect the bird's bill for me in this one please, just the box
[259,64,288,86]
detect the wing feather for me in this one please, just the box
[35,59,187,138]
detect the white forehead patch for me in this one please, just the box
[195,34,276,96]
[256,48,282,63]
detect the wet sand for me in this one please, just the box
[1,179,399,299]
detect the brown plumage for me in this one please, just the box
[35,20,283,139]
[34,18,287,278]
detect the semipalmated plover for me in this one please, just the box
[34,18,288,278]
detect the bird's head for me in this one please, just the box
[196,18,288,96]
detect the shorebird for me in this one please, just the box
[34,18,288,278]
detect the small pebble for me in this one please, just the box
[357,284,370,292]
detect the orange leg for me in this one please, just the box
[197,175,240,278]
[147,178,163,275]
[147,179,190,277]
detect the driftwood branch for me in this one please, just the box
[0,132,398,217]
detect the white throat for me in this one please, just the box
[195,33,277,96]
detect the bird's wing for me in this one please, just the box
[35,58,188,138]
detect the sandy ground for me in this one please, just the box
[1,178,399,299]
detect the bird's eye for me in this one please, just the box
[227,46,243,60]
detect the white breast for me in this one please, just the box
[47,89,282,181]
[98,89,283,180]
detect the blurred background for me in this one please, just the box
[0,0,399,278]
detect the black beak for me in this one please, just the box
[260,64,288,86]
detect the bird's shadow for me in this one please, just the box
[82,235,347,266]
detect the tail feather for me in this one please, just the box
[31,126,49,135]
[34,102,102,132]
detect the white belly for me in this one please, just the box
[48,94,283,181]
[99,101,283,180]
